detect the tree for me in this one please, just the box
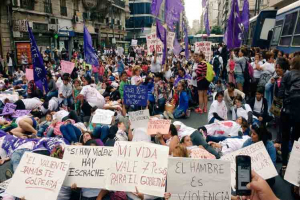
[211,26,223,35]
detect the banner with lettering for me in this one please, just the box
[106,141,169,197]
[6,152,70,200]
[128,109,150,129]
[167,158,231,200]
[0,103,17,115]
[194,41,212,62]
[63,146,113,188]
[146,32,163,55]
[221,141,278,190]
[284,141,300,186]
[12,110,31,118]
[124,85,148,107]
[147,119,171,135]
[91,109,115,125]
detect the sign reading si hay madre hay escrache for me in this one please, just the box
[167,158,231,200]
[124,85,148,107]
[221,141,278,190]
[128,109,150,129]
[106,141,169,197]
[6,152,70,200]
[63,145,113,188]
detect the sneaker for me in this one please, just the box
[197,108,203,114]
[168,112,174,119]
[195,108,201,113]
[163,111,169,119]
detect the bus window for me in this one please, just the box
[271,26,282,45]
[281,12,298,36]
[292,13,300,46]
[293,36,300,46]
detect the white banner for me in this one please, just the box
[6,152,70,200]
[284,141,300,186]
[221,141,278,190]
[106,141,169,197]
[167,158,231,200]
[146,32,163,55]
[167,32,176,50]
[195,41,212,62]
[92,109,115,125]
[63,146,113,188]
[128,109,150,129]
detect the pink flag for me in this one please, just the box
[25,69,34,81]
[61,60,75,74]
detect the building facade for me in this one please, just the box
[0,0,129,65]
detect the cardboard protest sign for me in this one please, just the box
[128,109,150,129]
[6,152,70,200]
[1,103,16,115]
[63,145,113,188]
[147,119,171,135]
[221,141,278,189]
[284,141,300,186]
[194,41,212,61]
[106,141,169,197]
[167,158,231,200]
[146,32,163,55]
[61,60,75,74]
[124,85,148,107]
[131,39,138,46]
[12,110,31,118]
[0,179,11,190]
[167,32,176,50]
[91,109,115,125]
[26,69,34,81]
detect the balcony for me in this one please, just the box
[61,6,67,16]
[112,0,125,8]
[20,0,34,10]
[44,1,52,14]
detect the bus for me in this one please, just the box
[246,10,277,49]
[270,1,300,53]
[188,34,224,46]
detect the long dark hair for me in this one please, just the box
[169,124,178,136]
[252,125,272,145]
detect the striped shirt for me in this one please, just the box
[195,61,207,81]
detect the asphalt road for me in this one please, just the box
[177,109,295,200]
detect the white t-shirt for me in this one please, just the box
[220,135,251,155]
[261,62,275,75]
[164,69,172,81]
[131,75,142,85]
[22,98,43,110]
[173,121,196,140]
[53,110,69,122]
[253,98,263,113]
[80,85,105,108]
[208,100,228,122]
[232,104,253,121]
[151,57,161,73]
[252,61,263,79]
[0,136,7,159]
[15,71,25,81]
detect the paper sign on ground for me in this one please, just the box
[128,109,150,129]
[6,152,70,200]
[63,146,113,188]
[12,110,31,118]
[0,179,11,190]
[221,141,278,190]
[147,119,171,135]
[92,109,115,125]
[1,103,16,115]
[124,85,148,107]
[106,141,169,197]
[167,158,231,200]
[61,60,75,74]
[194,41,212,61]
[284,141,300,186]
[26,69,34,81]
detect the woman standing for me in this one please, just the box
[6,52,13,76]
[233,48,248,92]
[195,52,210,114]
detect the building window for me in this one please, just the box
[129,3,151,15]
[126,16,153,29]
[60,0,67,16]
[20,0,34,10]
[44,0,52,14]
[74,0,79,11]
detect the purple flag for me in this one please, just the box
[241,0,250,33]
[84,26,99,66]
[204,8,210,36]
[165,0,184,30]
[173,39,182,56]
[156,20,167,65]
[151,0,163,17]
[225,0,242,50]
[27,22,49,93]
[183,20,189,59]
[202,0,207,8]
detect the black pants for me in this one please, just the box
[81,100,92,117]
[14,100,26,110]
[281,111,300,166]
[62,110,81,123]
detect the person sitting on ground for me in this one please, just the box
[155,124,180,155]
[224,82,245,110]
[208,91,227,124]
[10,115,40,138]
[232,95,255,125]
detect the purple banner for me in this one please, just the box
[165,0,184,30]
[12,110,31,118]
[84,26,99,66]
[156,20,167,65]
[173,39,182,56]
[34,137,69,153]
[151,0,163,17]
[204,8,210,36]
[183,20,189,59]
[241,0,250,33]
[0,103,16,115]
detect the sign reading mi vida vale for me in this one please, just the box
[106,141,169,197]
[6,152,70,200]
[63,146,113,188]
[221,141,278,190]
[167,158,231,200]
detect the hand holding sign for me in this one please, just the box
[147,119,171,135]
[284,141,300,186]
[1,103,17,115]
[124,85,148,107]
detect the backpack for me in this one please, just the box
[213,56,220,70]
[257,73,272,88]
[239,58,254,83]
[206,62,214,82]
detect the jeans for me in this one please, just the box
[93,73,99,84]
[92,125,110,143]
[60,124,82,143]
[11,148,31,172]
[62,97,74,107]
[213,67,220,83]
[265,82,274,115]
[37,123,50,137]
[46,91,58,100]
[173,108,185,119]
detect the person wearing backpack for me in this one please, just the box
[232,48,248,92]
[278,55,300,177]
[212,51,223,83]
